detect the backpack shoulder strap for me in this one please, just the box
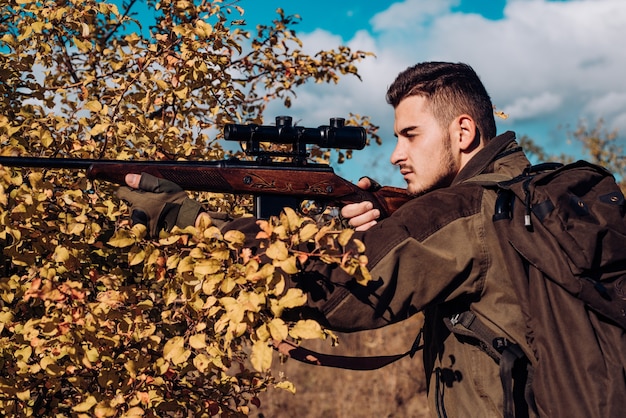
[444,311,530,418]
[462,172,512,187]
[272,327,424,370]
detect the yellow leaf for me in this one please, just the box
[338,229,354,247]
[166,253,180,270]
[298,222,318,242]
[14,346,32,361]
[256,324,271,342]
[246,263,274,282]
[121,407,145,417]
[155,79,169,90]
[128,248,145,266]
[163,336,191,365]
[73,36,92,52]
[89,123,109,137]
[72,395,97,412]
[275,380,296,394]
[189,247,205,258]
[85,100,102,112]
[174,86,189,100]
[0,311,14,333]
[177,256,195,273]
[16,390,30,401]
[268,318,288,341]
[52,246,70,263]
[266,241,288,261]
[94,404,117,417]
[41,130,53,148]
[223,299,245,323]
[278,288,307,309]
[289,319,324,340]
[67,222,85,235]
[282,207,301,231]
[189,333,206,349]
[494,109,509,120]
[193,353,211,372]
[31,21,45,33]
[219,276,236,293]
[353,238,366,253]
[224,229,245,246]
[250,340,273,372]
[108,230,136,248]
[202,273,224,295]
[106,2,120,16]
[194,259,222,276]
[276,255,298,274]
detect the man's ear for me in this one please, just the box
[456,115,480,152]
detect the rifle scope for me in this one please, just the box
[223,116,366,150]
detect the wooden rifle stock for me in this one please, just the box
[0,156,411,217]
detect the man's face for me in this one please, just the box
[390,95,460,196]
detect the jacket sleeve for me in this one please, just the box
[224,184,489,332]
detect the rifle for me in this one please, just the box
[0,116,410,218]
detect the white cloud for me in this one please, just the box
[502,92,563,121]
[370,0,459,31]
[612,112,626,136]
[584,92,626,120]
[303,1,625,156]
[270,0,625,184]
[584,92,626,134]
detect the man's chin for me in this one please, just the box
[406,182,441,197]
[406,183,424,197]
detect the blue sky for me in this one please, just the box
[118,0,626,186]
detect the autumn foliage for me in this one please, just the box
[0,0,374,416]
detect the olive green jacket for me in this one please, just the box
[227,131,532,417]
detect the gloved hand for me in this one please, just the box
[340,176,381,231]
[117,173,204,238]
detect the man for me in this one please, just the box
[117,62,542,417]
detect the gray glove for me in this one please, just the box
[117,173,204,238]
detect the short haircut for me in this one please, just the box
[386,62,497,141]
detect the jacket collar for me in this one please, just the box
[452,131,521,185]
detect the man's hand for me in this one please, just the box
[340,177,381,231]
[117,173,205,238]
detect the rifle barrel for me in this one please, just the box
[0,156,96,170]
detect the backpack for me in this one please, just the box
[446,160,626,418]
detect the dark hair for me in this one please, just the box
[386,62,497,141]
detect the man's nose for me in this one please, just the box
[390,141,405,165]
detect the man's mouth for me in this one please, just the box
[399,167,412,180]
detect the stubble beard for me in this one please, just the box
[407,133,459,197]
